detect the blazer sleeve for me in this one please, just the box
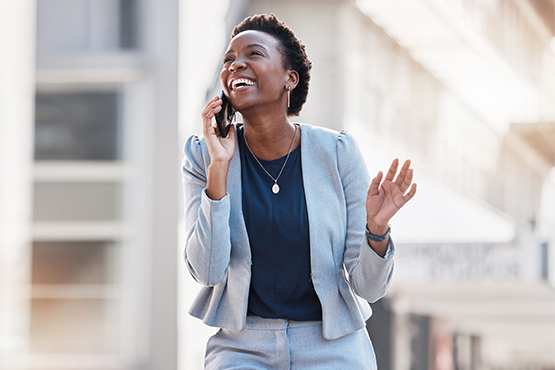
[337,131,395,303]
[182,135,232,287]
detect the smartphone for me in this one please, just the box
[215,91,235,138]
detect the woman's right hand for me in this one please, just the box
[202,95,236,164]
[202,95,236,200]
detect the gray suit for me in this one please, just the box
[182,123,394,340]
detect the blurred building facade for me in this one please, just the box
[1,0,179,369]
[1,0,554,370]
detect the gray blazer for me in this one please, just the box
[182,123,394,340]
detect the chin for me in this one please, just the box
[229,99,253,114]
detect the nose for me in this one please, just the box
[229,58,246,73]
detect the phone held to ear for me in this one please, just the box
[215,91,235,138]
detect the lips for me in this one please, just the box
[229,78,256,90]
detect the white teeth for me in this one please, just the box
[231,78,255,90]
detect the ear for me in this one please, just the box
[285,70,299,90]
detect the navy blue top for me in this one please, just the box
[238,126,322,321]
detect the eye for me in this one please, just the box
[250,50,263,57]
[223,56,234,64]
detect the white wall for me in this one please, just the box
[0,1,36,369]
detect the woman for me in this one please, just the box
[183,14,417,369]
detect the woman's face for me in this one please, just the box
[220,30,293,116]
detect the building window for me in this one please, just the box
[34,91,120,161]
[33,182,121,221]
[30,241,120,353]
[32,241,117,285]
[30,298,119,353]
[36,0,138,53]
[119,0,138,49]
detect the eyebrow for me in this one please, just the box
[224,43,268,55]
[246,43,268,50]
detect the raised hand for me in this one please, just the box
[201,95,237,200]
[202,95,236,165]
[366,159,417,235]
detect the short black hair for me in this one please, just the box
[232,14,312,117]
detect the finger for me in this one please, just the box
[202,95,221,112]
[384,158,399,182]
[202,109,221,132]
[394,159,411,186]
[202,98,223,136]
[201,96,223,121]
[400,168,414,194]
[203,115,220,138]
[225,123,237,141]
[368,171,383,197]
[403,183,417,203]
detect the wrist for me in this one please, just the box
[365,223,391,242]
[206,162,230,201]
[366,220,389,236]
[208,158,231,169]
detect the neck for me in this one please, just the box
[242,116,298,161]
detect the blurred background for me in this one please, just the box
[0,0,554,369]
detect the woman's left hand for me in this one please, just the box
[366,159,417,235]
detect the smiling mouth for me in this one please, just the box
[230,78,256,90]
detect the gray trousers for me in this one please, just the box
[205,316,377,369]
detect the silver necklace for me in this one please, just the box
[244,124,299,194]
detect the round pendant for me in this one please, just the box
[272,183,280,194]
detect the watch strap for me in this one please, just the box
[365,225,391,242]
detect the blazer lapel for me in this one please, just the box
[300,125,335,289]
[227,131,251,262]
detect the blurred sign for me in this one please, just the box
[395,242,520,281]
